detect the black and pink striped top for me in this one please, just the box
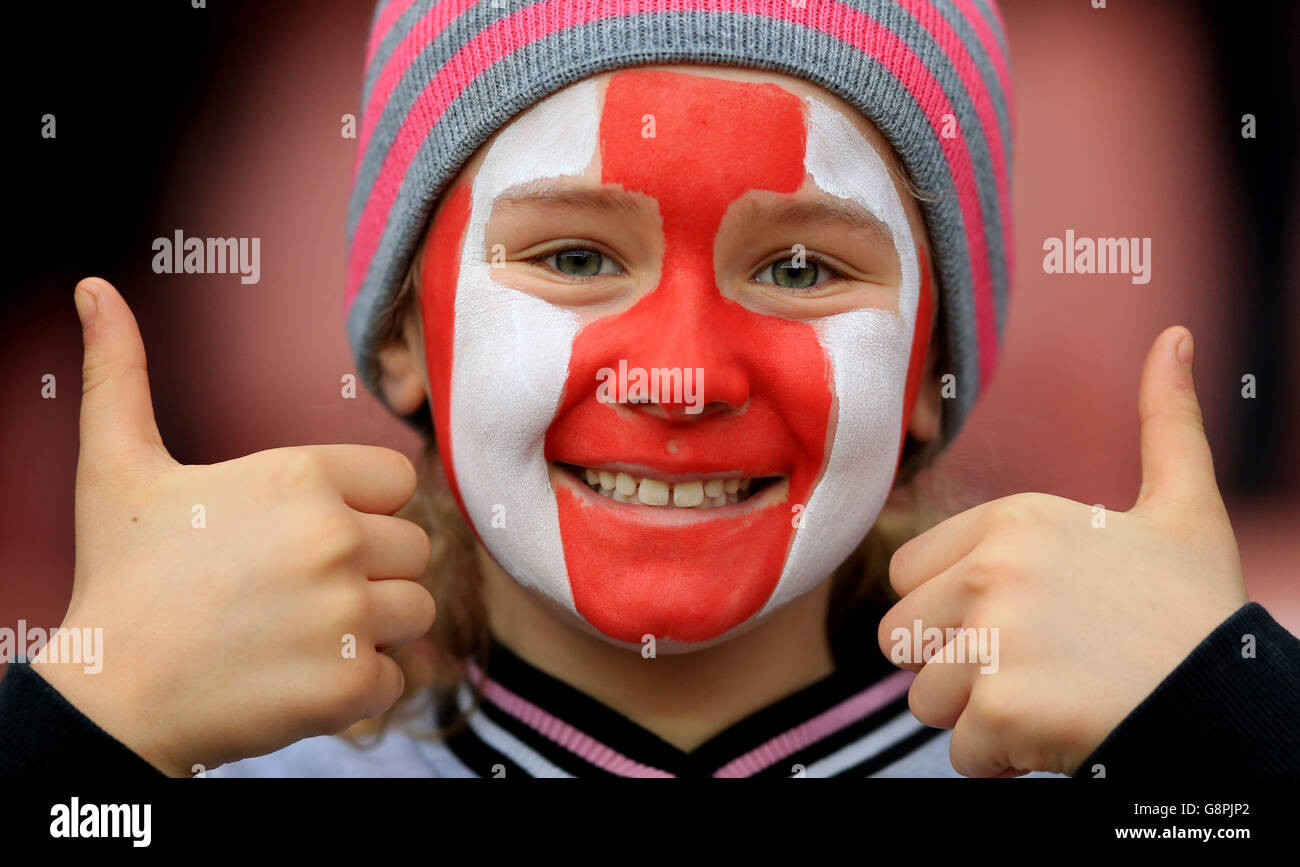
[212,598,990,778]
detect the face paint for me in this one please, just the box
[422,69,926,650]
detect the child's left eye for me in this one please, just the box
[527,246,626,279]
[751,254,847,294]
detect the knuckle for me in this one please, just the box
[79,357,112,395]
[1173,401,1206,434]
[270,450,327,493]
[309,509,366,566]
[994,493,1056,526]
[315,580,370,648]
[81,355,147,396]
[336,579,371,626]
[988,497,1034,530]
[959,560,1000,596]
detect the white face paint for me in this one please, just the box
[431,72,922,650]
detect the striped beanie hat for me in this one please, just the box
[346,0,1013,444]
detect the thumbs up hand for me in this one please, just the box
[877,326,1249,777]
[31,278,437,777]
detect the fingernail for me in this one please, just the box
[74,283,99,327]
[1175,331,1194,369]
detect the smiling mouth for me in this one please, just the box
[553,461,785,510]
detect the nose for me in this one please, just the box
[622,256,751,423]
[641,394,744,423]
[635,370,749,422]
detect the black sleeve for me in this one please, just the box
[0,662,167,778]
[1073,602,1300,778]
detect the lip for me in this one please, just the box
[548,462,790,523]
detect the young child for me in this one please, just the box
[3,0,1297,779]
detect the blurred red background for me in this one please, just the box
[3,0,1297,678]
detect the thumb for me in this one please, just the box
[1133,325,1220,514]
[74,277,171,468]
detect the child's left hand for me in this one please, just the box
[877,326,1249,776]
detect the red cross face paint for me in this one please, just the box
[421,69,927,651]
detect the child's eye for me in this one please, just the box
[751,253,847,294]
[526,246,626,279]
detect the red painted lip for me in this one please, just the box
[548,462,791,524]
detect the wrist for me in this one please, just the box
[28,655,191,777]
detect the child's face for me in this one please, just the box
[396,64,937,651]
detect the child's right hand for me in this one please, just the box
[30,277,436,777]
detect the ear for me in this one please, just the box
[375,307,428,415]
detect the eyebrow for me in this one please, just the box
[491,178,894,244]
[731,196,894,245]
[491,179,649,216]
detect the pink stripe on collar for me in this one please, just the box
[712,669,916,777]
[466,660,677,778]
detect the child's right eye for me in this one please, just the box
[527,245,627,279]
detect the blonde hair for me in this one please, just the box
[345,240,961,743]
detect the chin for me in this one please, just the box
[523,577,806,656]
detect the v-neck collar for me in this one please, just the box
[442,596,933,778]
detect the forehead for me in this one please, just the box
[448,63,909,197]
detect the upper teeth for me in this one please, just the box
[580,467,753,509]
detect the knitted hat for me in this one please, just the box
[345,0,1013,444]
